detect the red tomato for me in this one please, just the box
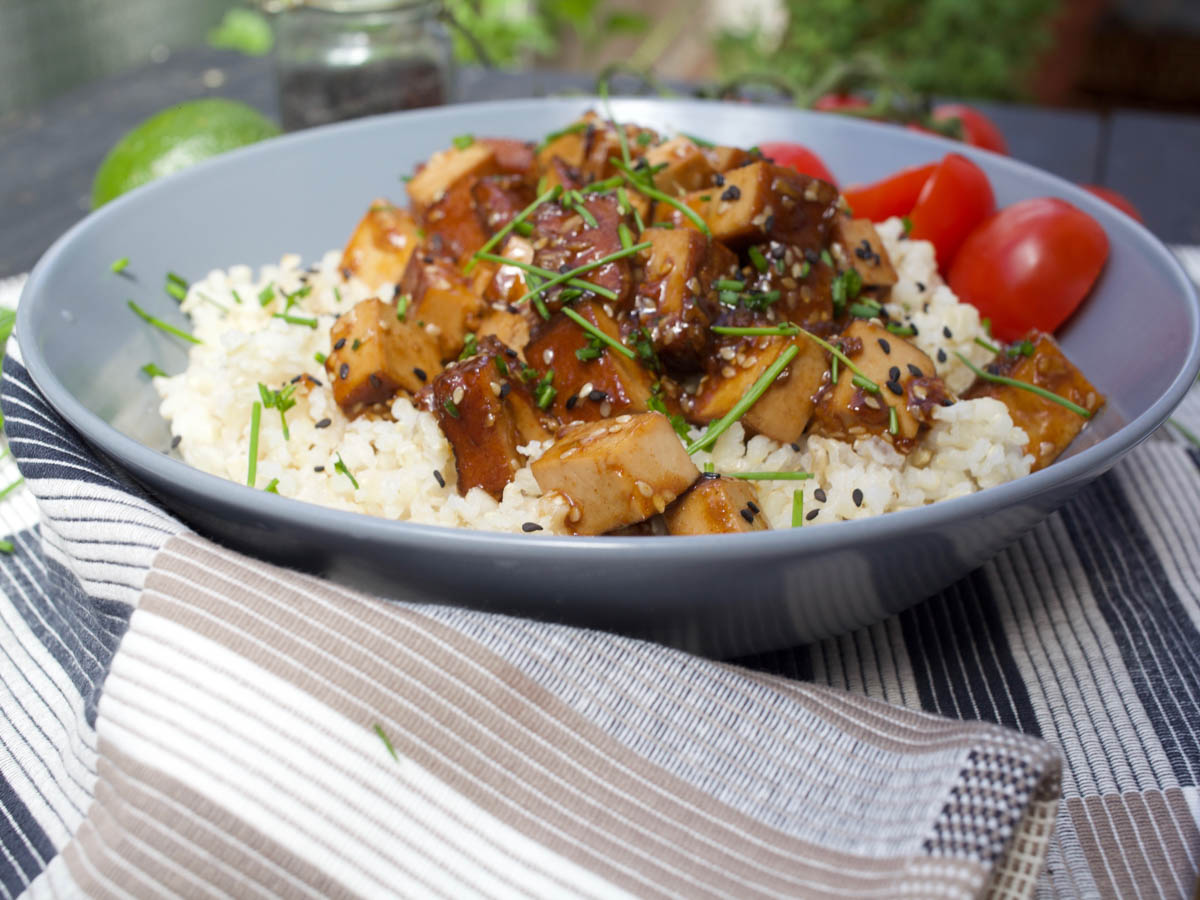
[1081,185,1144,223]
[841,162,937,222]
[931,104,1009,154]
[813,93,871,112]
[948,198,1108,341]
[908,153,995,269]
[758,141,837,187]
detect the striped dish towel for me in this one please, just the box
[0,247,1197,899]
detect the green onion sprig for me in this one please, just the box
[474,251,617,301]
[728,471,814,481]
[128,300,201,344]
[140,362,168,378]
[466,185,561,273]
[955,352,1092,418]
[791,490,803,527]
[247,402,261,486]
[561,307,635,360]
[610,159,711,236]
[334,453,359,489]
[273,312,319,329]
[509,242,649,306]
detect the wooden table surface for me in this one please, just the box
[2,47,1198,279]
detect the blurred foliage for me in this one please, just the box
[208,8,274,57]
[443,0,648,68]
[717,0,1060,100]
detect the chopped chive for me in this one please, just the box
[981,317,992,336]
[748,246,769,273]
[396,294,410,321]
[561,307,636,360]
[728,471,814,481]
[509,243,650,306]
[820,249,834,267]
[650,221,675,229]
[443,398,460,418]
[165,280,187,302]
[831,355,839,383]
[955,352,1092,418]
[514,220,534,237]
[466,185,561,273]
[848,302,883,319]
[687,344,800,454]
[598,80,632,169]
[535,121,588,153]
[258,283,275,306]
[458,332,478,361]
[314,351,327,364]
[0,540,12,554]
[617,185,631,215]
[264,478,280,494]
[714,279,745,291]
[974,336,1002,354]
[901,215,913,236]
[110,257,130,274]
[166,271,188,288]
[140,362,168,378]
[611,159,710,236]
[618,222,634,249]
[558,288,583,302]
[247,402,261,486]
[474,251,616,300]
[791,489,803,527]
[0,477,24,501]
[1008,338,1036,358]
[886,323,915,337]
[588,175,625,193]
[636,132,654,147]
[718,290,740,307]
[273,312,318,328]
[793,326,877,390]
[128,300,201,344]
[711,324,799,337]
[333,285,343,303]
[194,291,229,313]
[572,202,599,229]
[888,405,898,434]
[681,132,715,149]
[452,133,474,150]
[374,723,399,760]
[852,373,880,393]
[231,288,244,305]
[533,295,550,320]
[334,453,360,489]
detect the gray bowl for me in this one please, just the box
[17,97,1200,657]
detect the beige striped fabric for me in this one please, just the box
[26,532,1061,899]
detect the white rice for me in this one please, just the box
[155,222,1032,534]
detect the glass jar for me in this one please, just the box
[266,0,453,131]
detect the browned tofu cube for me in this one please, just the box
[659,161,840,251]
[476,307,531,359]
[832,218,898,288]
[524,300,657,423]
[634,228,738,369]
[964,331,1104,471]
[421,176,490,264]
[477,138,535,177]
[535,113,655,184]
[407,142,499,214]
[704,145,758,173]
[690,334,828,443]
[471,175,535,235]
[481,234,535,306]
[812,320,947,452]
[339,202,422,292]
[644,136,718,196]
[531,412,699,535]
[532,192,633,308]
[664,475,769,535]
[398,256,486,360]
[325,298,441,416]
[429,336,555,499]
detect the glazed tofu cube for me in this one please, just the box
[535,113,655,184]
[532,192,633,307]
[661,161,840,250]
[704,145,757,173]
[482,234,536,306]
[524,300,657,423]
[477,138,535,177]
[690,334,828,443]
[644,136,718,196]
[325,298,441,416]
[476,307,531,359]
[407,141,498,214]
[398,256,486,360]
[832,218,898,288]
[964,331,1104,471]
[664,475,769,535]
[430,336,555,499]
[339,202,422,292]
[740,240,837,325]
[531,412,699,535]
[471,175,535,235]
[422,176,490,263]
[812,320,946,451]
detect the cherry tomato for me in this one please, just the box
[841,162,937,223]
[931,104,1009,154]
[813,93,871,112]
[908,153,994,269]
[1081,185,1144,223]
[758,141,837,187]
[948,198,1108,341]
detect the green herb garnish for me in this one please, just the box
[264,478,280,494]
[443,398,461,418]
[955,352,1092,418]
[474,250,617,301]
[611,159,710,236]
[110,257,130,274]
[793,326,878,392]
[314,351,327,365]
[715,279,745,291]
[885,323,916,337]
[535,121,587,154]
[458,332,478,361]
[395,294,410,321]
[791,489,804,527]
[0,540,13,554]
[687,344,800,454]
[140,362,168,378]
[258,282,275,306]
[247,401,262,486]
[374,723,399,760]
[128,300,201,344]
[334,453,360,489]
[273,312,319,329]
[508,243,649,306]
[888,405,899,435]
[748,246,769,273]
[647,388,690,440]
[711,324,799,337]
[974,336,1002,355]
[467,185,562,274]
[561,307,635,360]
[231,289,244,305]
[257,382,298,439]
[452,133,475,150]
[729,471,814,481]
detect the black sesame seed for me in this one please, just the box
[338,363,350,380]
[558,263,570,274]
[433,469,446,488]
[852,488,863,507]
[333,338,346,351]
[937,348,947,363]
[720,185,741,202]
[314,465,325,472]
[916,281,926,292]
[290,374,303,384]
[499,382,512,399]
[747,500,760,514]
[943,325,953,338]
[805,509,819,521]
[314,417,332,429]
[790,442,802,451]
[740,508,755,524]
[922,302,930,313]
[813,488,826,503]
[368,373,382,389]
[566,393,579,410]
[522,522,543,533]
[170,435,182,448]
[886,380,903,396]
[700,470,720,480]
[422,255,434,264]
[770,244,786,259]
[504,347,518,358]
[907,363,924,378]
[764,213,775,232]
[878,338,891,354]
[588,389,608,402]
[309,376,323,387]
[889,365,901,383]
[340,266,352,280]
[986,363,1002,376]
[805,249,820,264]
[413,367,427,382]
[909,323,918,336]
[714,173,725,186]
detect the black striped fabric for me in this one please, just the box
[2,342,1199,896]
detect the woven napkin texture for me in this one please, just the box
[2,251,1199,898]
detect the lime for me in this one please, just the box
[91,98,281,208]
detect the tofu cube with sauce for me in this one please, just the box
[406,141,499,215]
[398,256,486,360]
[964,330,1104,471]
[644,136,718,196]
[811,320,948,451]
[531,412,699,535]
[664,475,769,535]
[429,336,556,499]
[339,202,422,292]
[690,334,828,444]
[831,218,898,289]
[325,298,441,416]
